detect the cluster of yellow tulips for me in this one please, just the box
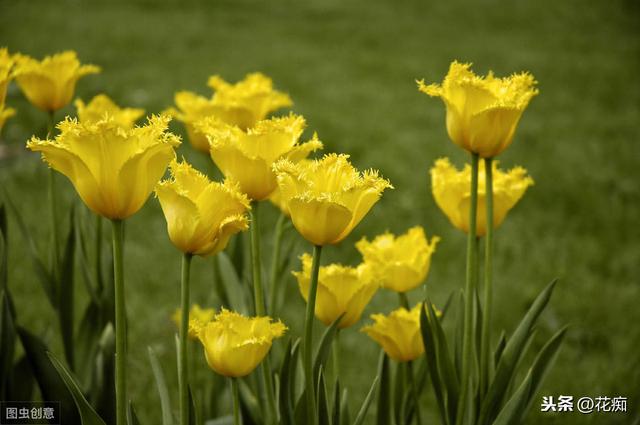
[0,47,564,425]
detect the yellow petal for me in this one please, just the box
[289,198,352,246]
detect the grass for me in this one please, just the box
[1,0,639,423]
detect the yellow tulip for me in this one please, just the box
[356,226,440,293]
[430,157,534,236]
[197,309,286,378]
[0,48,16,132]
[169,91,226,153]
[14,51,100,112]
[27,114,180,219]
[208,72,292,127]
[273,153,393,246]
[75,94,144,128]
[198,114,323,201]
[418,61,538,158]
[156,160,251,256]
[171,304,216,339]
[361,303,429,362]
[293,253,378,329]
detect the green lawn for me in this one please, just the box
[1,0,639,424]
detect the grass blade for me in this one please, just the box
[352,375,379,425]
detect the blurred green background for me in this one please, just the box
[1,0,639,423]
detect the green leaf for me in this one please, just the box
[523,326,568,415]
[17,326,80,423]
[478,279,558,425]
[238,378,261,425]
[218,252,247,313]
[317,367,330,425]
[493,330,506,369]
[148,346,174,425]
[7,354,35,401]
[279,338,300,425]
[393,362,406,425]
[492,371,533,425]
[75,211,101,304]
[352,375,379,425]
[0,203,8,290]
[59,207,76,368]
[189,385,199,425]
[75,300,103,387]
[0,290,16,399]
[128,401,142,425]
[340,389,350,425]
[4,195,57,307]
[332,379,341,425]
[48,351,106,425]
[375,352,391,425]
[91,324,115,425]
[419,302,448,425]
[313,315,343,388]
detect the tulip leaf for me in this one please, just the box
[75,211,101,305]
[128,401,142,425]
[493,330,507,369]
[4,194,57,307]
[17,326,80,424]
[492,370,533,425]
[317,366,330,425]
[238,378,260,424]
[148,346,173,425]
[313,315,343,388]
[454,290,464,380]
[48,351,106,425]
[189,385,199,425]
[217,252,247,314]
[0,203,8,291]
[522,326,568,415]
[332,379,341,425]
[7,354,35,401]
[278,338,300,425]
[419,302,448,425]
[375,352,391,425]
[0,290,16,400]
[352,375,379,425]
[478,279,557,425]
[91,324,115,425]
[340,388,350,425]
[75,300,102,387]
[59,207,76,369]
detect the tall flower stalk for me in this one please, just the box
[479,157,494,395]
[303,244,322,425]
[458,152,479,424]
[179,253,193,425]
[111,219,126,425]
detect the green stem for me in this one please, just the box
[407,361,423,425]
[231,378,242,425]
[268,213,287,314]
[304,245,322,425]
[457,153,479,425]
[212,254,230,308]
[480,157,494,395]
[249,203,277,424]
[398,292,410,309]
[180,253,193,425]
[47,112,60,281]
[332,330,340,381]
[95,215,103,292]
[111,219,127,425]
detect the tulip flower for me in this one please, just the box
[170,73,291,154]
[208,72,292,128]
[273,153,393,246]
[75,94,144,128]
[171,304,216,339]
[356,226,440,293]
[156,159,251,256]
[0,48,15,133]
[198,309,286,378]
[430,157,534,236]
[14,51,100,112]
[198,113,322,201]
[27,114,180,219]
[362,303,431,362]
[417,61,538,158]
[293,253,378,329]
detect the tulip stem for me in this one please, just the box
[94,215,103,292]
[231,378,242,425]
[111,219,127,425]
[268,213,287,314]
[249,203,277,424]
[332,330,340,380]
[407,360,423,425]
[458,152,479,425]
[47,112,60,281]
[480,157,494,396]
[398,292,410,309]
[180,253,193,425]
[304,244,322,425]
[212,254,230,308]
